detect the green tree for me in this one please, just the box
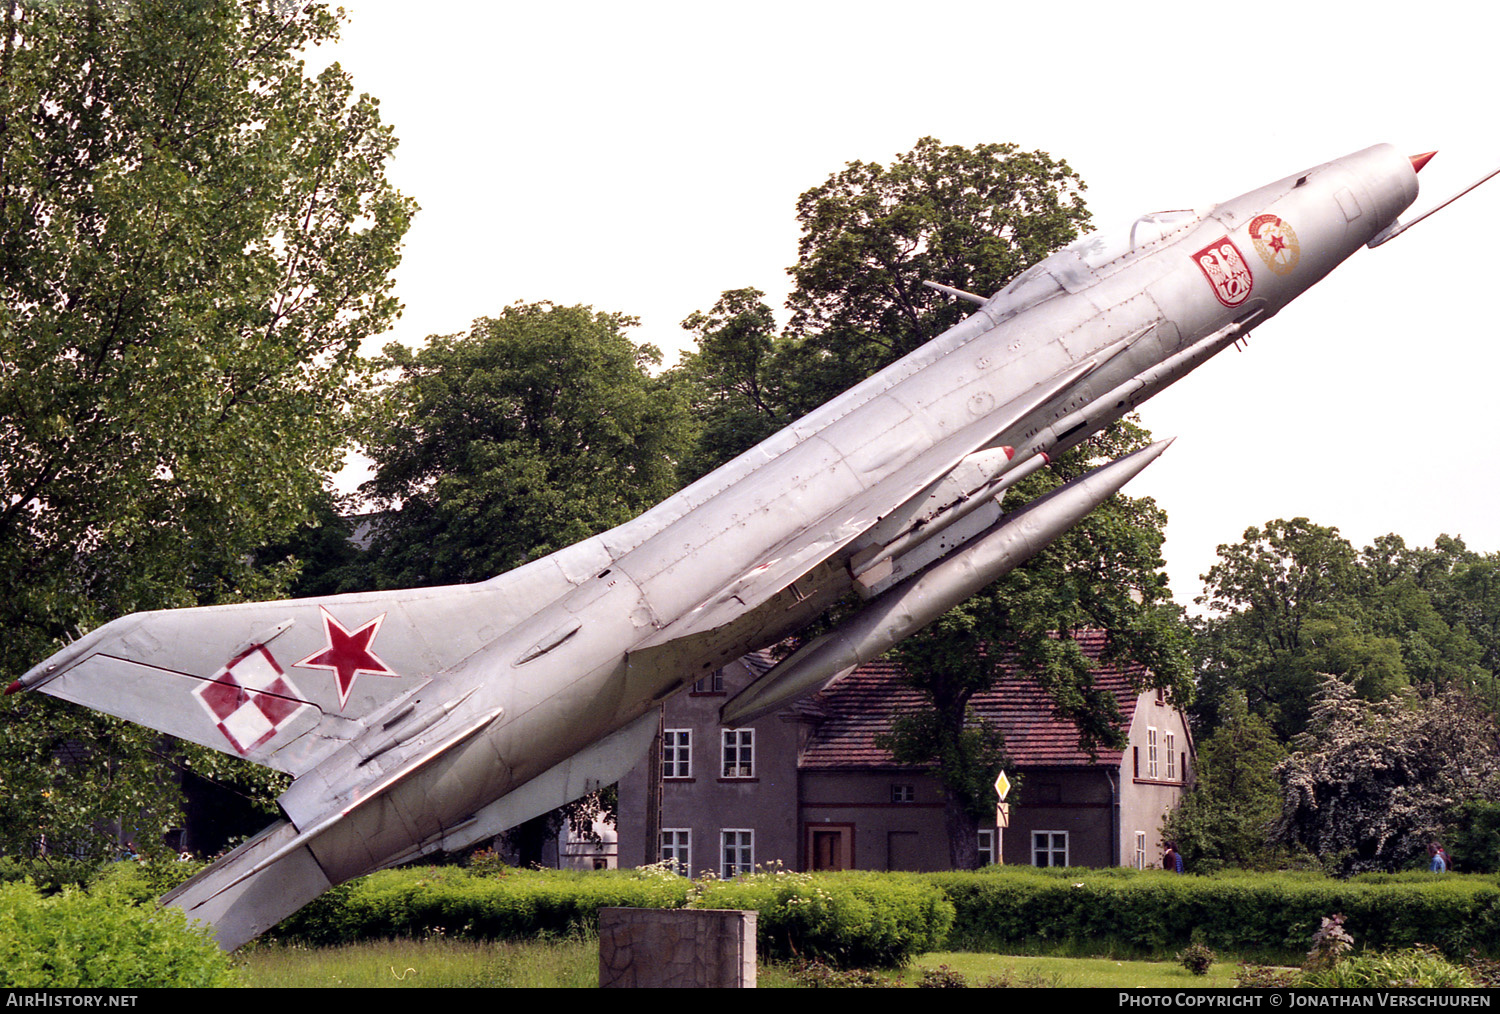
[0,0,412,858]
[1194,519,1360,738]
[675,288,785,480]
[360,302,693,588]
[1161,694,1287,872]
[1195,522,1494,740]
[675,138,1094,476]
[1275,678,1500,874]
[1427,539,1500,680]
[784,136,1089,404]
[1361,534,1498,707]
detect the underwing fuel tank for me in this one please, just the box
[12,142,1497,950]
[720,440,1172,726]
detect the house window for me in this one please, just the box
[1166,732,1176,780]
[891,784,915,803]
[1032,831,1068,867]
[1135,831,1146,869]
[662,729,691,779]
[661,829,691,875]
[721,729,754,778]
[721,829,753,877]
[977,829,995,866]
[1147,727,1159,779]
[693,670,725,694]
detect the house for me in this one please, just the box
[617,630,1192,874]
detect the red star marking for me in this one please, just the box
[294,607,398,710]
[1268,234,1287,254]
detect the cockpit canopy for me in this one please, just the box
[987,209,1203,318]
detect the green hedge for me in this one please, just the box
[926,867,1500,961]
[0,882,238,988]
[155,860,1500,967]
[272,865,950,967]
[693,869,953,967]
[277,866,693,946]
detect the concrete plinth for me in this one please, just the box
[597,907,757,988]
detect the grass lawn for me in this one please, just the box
[238,937,601,988]
[237,938,1256,988]
[907,952,1244,988]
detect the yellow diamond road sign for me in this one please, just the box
[994,770,1011,801]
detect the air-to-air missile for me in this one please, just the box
[11,143,1495,948]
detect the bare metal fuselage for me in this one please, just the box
[18,144,1421,947]
[277,143,1418,888]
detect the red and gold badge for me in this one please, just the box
[1248,213,1300,275]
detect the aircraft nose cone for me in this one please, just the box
[1410,151,1438,173]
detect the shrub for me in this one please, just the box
[693,868,952,968]
[917,964,967,987]
[1178,941,1215,975]
[88,856,206,903]
[0,882,238,987]
[1304,913,1354,971]
[0,856,99,894]
[1301,948,1474,988]
[788,959,894,988]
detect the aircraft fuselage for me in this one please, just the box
[289,143,1420,882]
[20,143,1424,947]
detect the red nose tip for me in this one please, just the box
[1410,151,1437,173]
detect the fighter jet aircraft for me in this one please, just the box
[9,143,1487,949]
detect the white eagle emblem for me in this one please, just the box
[1192,237,1254,307]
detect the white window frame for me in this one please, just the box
[1165,731,1177,780]
[721,728,754,778]
[662,729,692,779]
[891,783,915,803]
[977,829,996,866]
[661,828,691,875]
[1147,726,1159,779]
[721,828,754,878]
[1032,830,1068,867]
[1135,831,1147,869]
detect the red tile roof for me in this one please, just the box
[798,629,1148,771]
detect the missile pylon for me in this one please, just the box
[719,438,1174,727]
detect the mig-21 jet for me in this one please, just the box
[11,143,1489,948]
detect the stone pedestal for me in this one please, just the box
[597,907,757,988]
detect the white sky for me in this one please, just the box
[317,0,1500,611]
